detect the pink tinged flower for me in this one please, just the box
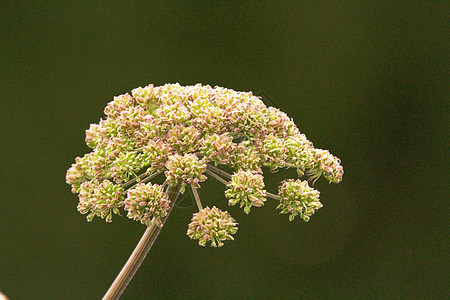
[124,182,170,227]
[199,133,236,165]
[277,179,322,222]
[225,170,266,214]
[104,93,136,119]
[164,153,207,193]
[116,105,147,135]
[187,206,238,247]
[108,150,148,184]
[166,125,200,154]
[66,159,87,187]
[308,149,344,184]
[284,135,314,175]
[77,179,124,222]
[230,141,262,173]
[85,123,101,149]
[260,133,288,172]
[142,138,171,169]
[131,84,160,110]
[84,119,119,149]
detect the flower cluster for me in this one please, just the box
[66,83,343,247]
[225,170,266,214]
[77,179,124,222]
[260,133,287,172]
[164,153,207,193]
[277,179,322,222]
[200,133,236,165]
[187,206,238,247]
[124,183,170,227]
[308,149,344,184]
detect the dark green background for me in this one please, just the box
[1,1,447,299]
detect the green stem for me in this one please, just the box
[122,170,161,189]
[206,164,232,179]
[102,184,181,300]
[266,191,282,201]
[190,185,203,210]
[205,168,229,185]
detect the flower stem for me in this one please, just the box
[266,191,282,201]
[190,185,203,210]
[122,170,161,189]
[102,184,181,300]
[205,168,229,185]
[207,164,232,179]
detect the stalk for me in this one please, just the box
[190,185,203,210]
[102,184,181,300]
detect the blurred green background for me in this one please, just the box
[1,1,447,299]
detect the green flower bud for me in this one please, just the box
[77,179,124,222]
[230,141,262,173]
[188,97,227,133]
[225,170,266,214]
[166,125,200,154]
[187,206,238,247]
[116,105,147,135]
[155,101,191,125]
[66,154,91,193]
[142,138,171,170]
[284,134,314,176]
[131,84,159,111]
[277,179,322,222]
[110,152,147,183]
[124,183,170,227]
[260,133,287,172]
[164,154,207,193]
[308,148,344,184]
[199,133,236,165]
[85,118,118,149]
[104,94,136,119]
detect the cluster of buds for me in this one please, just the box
[277,179,322,222]
[77,179,124,222]
[187,206,238,247]
[66,83,343,247]
[308,149,344,184]
[225,170,266,214]
[124,183,170,227]
[164,153,207,193]
[200,133,236,165]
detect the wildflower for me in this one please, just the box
[308,149,344,184]
[225,170,266,214]
[124,183,170,227]
[164,153,207,193]
[277,179,322,222]
[187,206,238,247]
[284,134,314,176]
[259,133,287,172]
[66,83,343,246]
[230,141,262,173]
[77,179,124,222]
[199,133,236,165]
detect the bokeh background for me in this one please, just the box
[1,1,447,299]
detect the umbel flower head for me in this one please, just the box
[124,182,170,227]
[66,83,343,247]
[225,170,266,214]
[277,179,322,222]
[187,206,238,247]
